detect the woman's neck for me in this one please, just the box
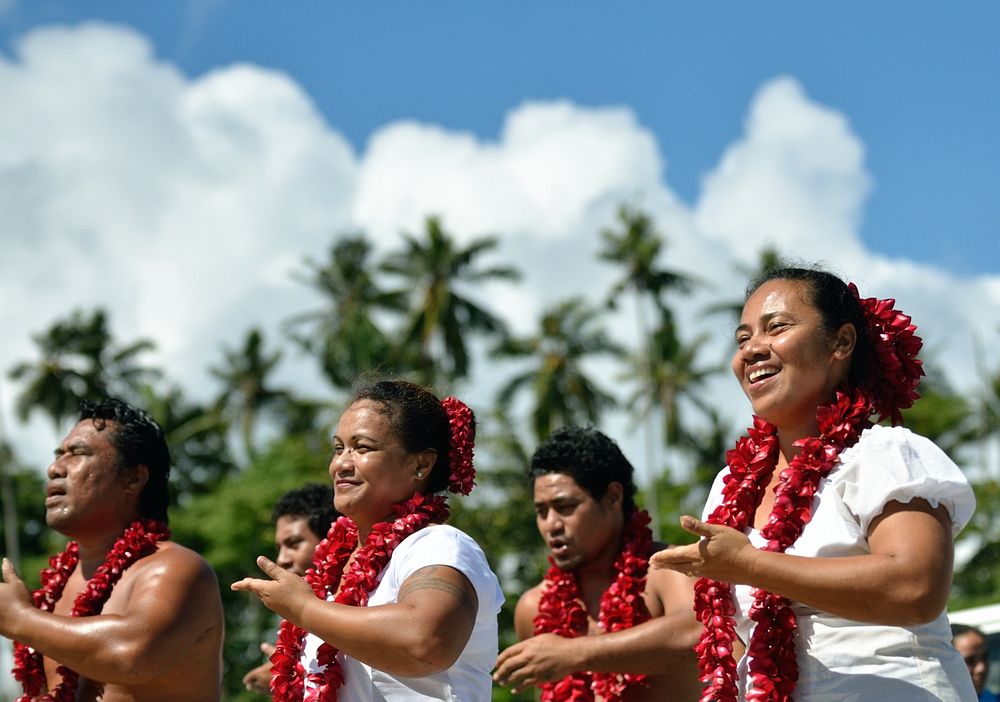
[775,416,820,465]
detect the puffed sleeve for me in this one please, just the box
[834,425,975,537]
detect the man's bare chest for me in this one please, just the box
[52,570,136,617]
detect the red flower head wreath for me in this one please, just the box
[269,394,476,702]
[692,282,924,702]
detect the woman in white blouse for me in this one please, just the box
[652,266,976,702]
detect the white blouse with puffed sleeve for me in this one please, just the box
[703,424,977,702]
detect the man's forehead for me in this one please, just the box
[532,472,591,499]
[61,419,118,448]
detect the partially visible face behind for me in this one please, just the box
[732,279,850,432]
[329,400,424,529]
[45,420,133,537]
[533,472,622,572]
[954,631,989,695]
[274,515,322,577]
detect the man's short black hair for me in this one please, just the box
[79,397,171,523]
[272,483,338,540]
[529,426,637,514]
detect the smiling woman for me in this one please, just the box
[651,266,978,702]
[231,380,503,702]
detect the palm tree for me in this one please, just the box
[493,297,624,442]
[706,246,786,323]
[629,318,719,446]
[381,216,520,385]
[600,206,700,537]
[138,384,236,503]
[8,308,159,436]
[900,365,977,459]
[286,234,408,390]
[600,205,695,319]
[210,328,291,463]
[621,311,720,536]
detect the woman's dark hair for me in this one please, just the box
[272,483,339,540]
[529,426,637,516]
[79,397,171,523]
[349,380,469,494]
[746,266,871,389]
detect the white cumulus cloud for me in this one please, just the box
[1,22,998,475]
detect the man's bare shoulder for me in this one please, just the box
[645,542,696,615]
[516,582,544,615]
[513,582,545,639]
[133,541,215,574]
[113,541,220,606]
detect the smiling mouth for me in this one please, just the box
[748,367,779,384]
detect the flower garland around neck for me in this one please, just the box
[12,519,171,702]
[269,395,477,702]
[692,285,924,702]
[533,508,654,702]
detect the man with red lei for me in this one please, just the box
[494,427,703,701]
[652,266,977,702]
[232,380,504,702]
[0,398,224,702]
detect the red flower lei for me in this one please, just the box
[269,396,476,702]
[11,519,171,702]
[533,509,655,702]
[693,285,923,702]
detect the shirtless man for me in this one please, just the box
[493,427,703,701]
[0,398,224,701]
[242,483,337,695]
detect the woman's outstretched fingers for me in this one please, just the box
[680,515,716,537]
[256,555,284,579]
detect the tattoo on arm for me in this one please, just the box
[398,566,478,624]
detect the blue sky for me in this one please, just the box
[2,2,996,274]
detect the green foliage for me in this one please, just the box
[211,328,294,462]
[286,234,409,390]
[8,308,159,434]
[493,297,624,442]
[0,454,52,588]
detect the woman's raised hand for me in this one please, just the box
[649,516,757,583]
[232,556,317,625]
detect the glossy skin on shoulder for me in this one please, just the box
[47,542,224,701]
[0,419,224,702]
